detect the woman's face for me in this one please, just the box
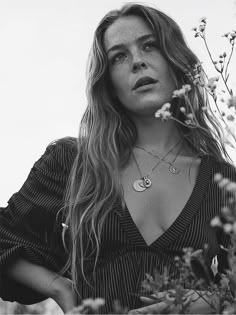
[104,15,176,116]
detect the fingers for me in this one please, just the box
[140,292,165,305]
[128,301,169,314]
[138,290,192,314]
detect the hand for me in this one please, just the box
[128,290,215,314]
[50,276,77,313]
[128,291,189,314]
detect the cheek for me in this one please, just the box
[110,67,129,96]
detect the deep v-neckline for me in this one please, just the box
[118,155,212,248]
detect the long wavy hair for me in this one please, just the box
[61,3,229,296]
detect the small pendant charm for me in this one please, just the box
[133,179,146,192]
[143,176,152,188]
[169,164,179,174]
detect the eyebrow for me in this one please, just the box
[106,34,154,54]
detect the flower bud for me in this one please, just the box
[222,32,229,37]
[225,182,236,192]
[199,17,207,23]
[187,113,194,119]
[214,173,223,182]
[218,178,230,188]
[199,24,205,32]
[226,114,235,122]
[233,222,236,234]
[223,223,233,233]
[210,216,222,227]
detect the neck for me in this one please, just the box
[132,115,182,153]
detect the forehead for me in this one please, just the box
[104,15,153,52]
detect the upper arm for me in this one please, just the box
[0,137,77,303]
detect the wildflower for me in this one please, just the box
[180,106,186,113]
[199,17,207,24]
[223,223,233,233]
[199,24,206,32]
[227,96,236,109]
[172,84,191,98]
[226,114,235,122]
[82,298,105,310]
[233,222,236,234]
[230,31,236,39]
[207,76,219,92]
[214,173,223,182]
[187,113,194,120]
[155,103,172,121]
[218,178,230,188]
[222,206,230,216]
[211,256,218,276]
[222,32,230,38]
[185,119,192,125]
[225,182,236,192]
[210,216,222,227]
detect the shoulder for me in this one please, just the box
[37,136,78,174]
[46,136,78,156]
[206,155,236,181]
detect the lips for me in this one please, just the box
[132,76,157,90]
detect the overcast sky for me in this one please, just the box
[0,0,236,205]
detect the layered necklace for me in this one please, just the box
[132,140,182,192]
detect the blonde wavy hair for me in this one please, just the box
[61,3,229,297]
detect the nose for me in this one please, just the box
[132,60,147,73]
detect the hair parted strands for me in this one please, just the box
[60,3,229,298]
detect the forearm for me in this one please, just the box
[5,258,76,313]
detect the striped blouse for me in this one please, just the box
[0,137,236,313]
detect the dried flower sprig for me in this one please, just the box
[140,247,230,314]
[191,17,236,146]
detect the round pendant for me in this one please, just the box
[133,179,146,192]
[143,176,152,188]
[169,164,179,174]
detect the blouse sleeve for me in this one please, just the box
[216,161,236,276]
[0,138,77,304]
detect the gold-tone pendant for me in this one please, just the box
[133,179,146,192]
[169,165,179,174]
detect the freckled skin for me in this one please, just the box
[104,16,177,117]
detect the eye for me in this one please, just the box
[111,52,127,64]
[143,40,158,51]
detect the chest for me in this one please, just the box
[121,157,201,245]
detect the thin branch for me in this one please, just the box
[225,43,235,83]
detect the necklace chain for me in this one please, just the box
[135,144,180,167]
[132,140,182,192]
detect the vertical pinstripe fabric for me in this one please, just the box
[0,138,236,313]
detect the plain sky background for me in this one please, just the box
[0,0,236,205]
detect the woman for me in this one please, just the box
[0,3,235,314]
